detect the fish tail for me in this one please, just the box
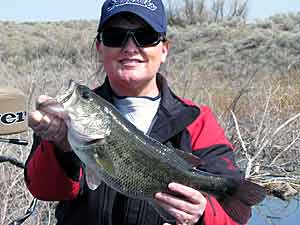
[233,179,266,206]
[221,197,252,224]
[220,179,266,224]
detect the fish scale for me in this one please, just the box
[95,123,184,198]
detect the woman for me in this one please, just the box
[25,1,253,225]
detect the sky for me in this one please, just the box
[0,0,300,22]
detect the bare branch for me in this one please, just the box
[230,110,253,177]
[270,131,300,166]
[0,156,25,169]
[256,112,300,162]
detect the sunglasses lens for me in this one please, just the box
[101,28,164,47]
[134,29,162,47]
[101,28,128,47]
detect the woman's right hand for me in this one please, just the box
[28,95,71,152]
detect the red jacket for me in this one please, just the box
[25,74,250,225]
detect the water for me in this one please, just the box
[249,197,300,225]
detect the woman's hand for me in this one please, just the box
[28,95,71,151]
[154,182,207,225]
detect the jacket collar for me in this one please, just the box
[93,74,199,143]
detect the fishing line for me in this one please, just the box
[0,137,28,146]
[0,140,37,225]
[7,198,38,225]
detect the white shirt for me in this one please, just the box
[113,95,161,134]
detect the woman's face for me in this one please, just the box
[97,15,169,97]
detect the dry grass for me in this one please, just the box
[0,11,300,224]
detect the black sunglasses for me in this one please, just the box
[97,27,166,48]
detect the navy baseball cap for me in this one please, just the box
[97,0,167,33]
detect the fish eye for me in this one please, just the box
[81,91,91,100]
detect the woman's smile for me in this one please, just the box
[118,58,145,67]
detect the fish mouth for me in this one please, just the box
[56,80,78,104]
[70,137,105,151]
[85,138,103,145]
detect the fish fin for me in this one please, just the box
[232,179,266,206]
[85,166,102,190]
[221,196,252,224]
[149,200,176,223]
[174,149,205,168]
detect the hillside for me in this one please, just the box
[1,14,300,108]
[0,13,300,224]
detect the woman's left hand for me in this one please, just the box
[154,182,207,225]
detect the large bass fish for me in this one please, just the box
[49,80,265,224]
